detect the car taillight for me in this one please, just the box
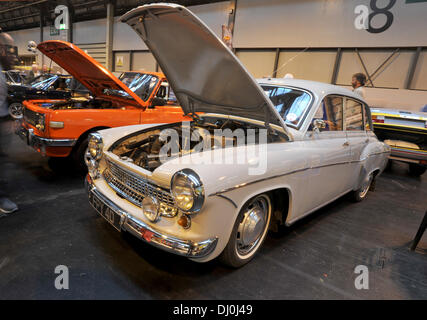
[372,115,384,123]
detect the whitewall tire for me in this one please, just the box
[219,193,272,268]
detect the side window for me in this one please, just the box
[345,99,364,131]
[363,103,373,131]
[312,96,343,131]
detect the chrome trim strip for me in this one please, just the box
[389,156,422,164]
[215,194,238,208]
[86,177,217,258]
[209,167,309,197]
[209,151,390,197]
[389,147,427,161]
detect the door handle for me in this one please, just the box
[343,141,350,147]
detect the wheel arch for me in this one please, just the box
[74,126,111,149]
[231,186,293,233]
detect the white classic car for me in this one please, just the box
[85,3,390,267]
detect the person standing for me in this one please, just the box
[42,64,48,74]
[26,63,40,83]
[0,29,19,214]
[351,73,367,100]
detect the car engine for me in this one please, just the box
[109,116,288,171]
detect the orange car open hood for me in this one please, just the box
[37,41,145,108]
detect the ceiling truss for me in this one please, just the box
[0,0,226,32]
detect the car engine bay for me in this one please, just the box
[32,97,120,110]
[109,116,288,171]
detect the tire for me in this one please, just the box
[385,159,392,172]
[47,157,73,174]
[350,172,374,202]
[72,137,89,175]
[8,102,23,119]
[219,194,272,268]
[408,164,426,177]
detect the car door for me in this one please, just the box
[344,97,369,184]
[303,95,352,213]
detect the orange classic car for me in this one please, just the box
[16,40,186,171]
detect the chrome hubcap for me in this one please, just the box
[9,103,23,119]
[359,174,373,198]
[236,195,270,256]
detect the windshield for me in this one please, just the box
[104,72,159,101]
[261,85,312,128]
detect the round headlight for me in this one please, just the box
[142,196,160,222]
[88,132,103,160]
[171,169,204,213]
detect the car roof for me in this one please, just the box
[257,78,366,102]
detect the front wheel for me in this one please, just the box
[71,137,89,175]
[408,164,426,177]
[9,102,23,119]
[219,194,272,268]
[350,172,374,202]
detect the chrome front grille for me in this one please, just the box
[104,159,175,207]
[24,108,38,127]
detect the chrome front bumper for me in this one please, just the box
[85,175,218,259]
[16,123,77,148]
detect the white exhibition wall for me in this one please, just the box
[6,0,427,111]
[233,0,427,48]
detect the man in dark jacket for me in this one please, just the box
[0,29,19,214]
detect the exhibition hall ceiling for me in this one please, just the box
[0,0,226,32]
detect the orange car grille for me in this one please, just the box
[23,108,38,127]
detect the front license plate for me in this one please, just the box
[89,191,122,231]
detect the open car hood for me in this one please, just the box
[37,41,145,108]
[120,4,290,135]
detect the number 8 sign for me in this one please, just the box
[354,0,397,34]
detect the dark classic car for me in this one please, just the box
[2,70,26,85]
[371,107,427,176]
[7,73,88,119]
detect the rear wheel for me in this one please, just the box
[408,164,426,177]
[9,102,23,119]
[219,194,272,268]
[351,172,374,202]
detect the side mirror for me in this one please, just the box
[312,119,326,133]
[150,97,166,108]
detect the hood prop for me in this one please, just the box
[186,96,204,124]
